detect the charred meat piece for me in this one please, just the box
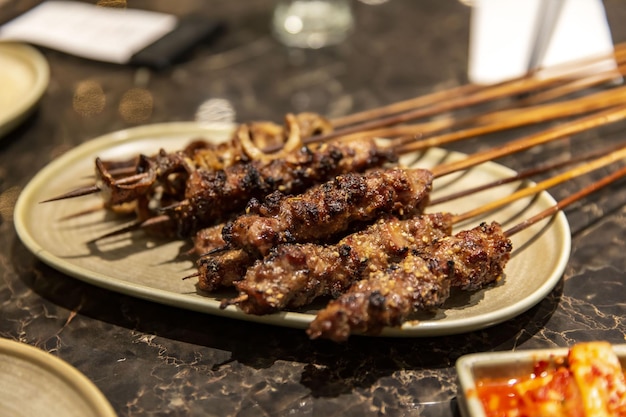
[191,224,256,292]
[424,221,513,291]
[196,249,254,292]
[89,113,332,214]
[169,137,398,237]
[307,254,451,342]
[307,221,512,342]
[192,223,228,256]
[229,212,453,314]
[222,168,433,257]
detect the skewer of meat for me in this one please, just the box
[189,167,433,290]
[194,142,626,296]
[222,212,453,313]
[307,164,626,342]
[306,221,511,341]
[429,105,626,178]
[43,112,334,207]
[214,145,626,339]
[90,136,400,239]
[428,142,626,206]
[220,167,433,256]
[189,224,254,292]
[163,136,399,237]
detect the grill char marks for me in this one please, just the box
[231,213,454,314]
[307,221,512,342]
[222,168,434,257]
[171,138,398,237]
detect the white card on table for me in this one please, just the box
[0,1,177,64]
[468,0,616,84]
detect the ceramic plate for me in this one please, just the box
[0,338,116,417]
[14,122,571,337]
[0,42,49,137]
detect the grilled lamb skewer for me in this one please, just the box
[194,138,626,305]
[45,112,334,207]
[192,168,434,291]
[302,147,626,341]
[182,223,256,292]
[307,221,512,342]
[87,136,399,240]
[222,212,453,313]
[307,166,614,342]
[168,137,398,238]
[221,168,433,257]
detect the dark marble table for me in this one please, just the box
[2,1,626,416]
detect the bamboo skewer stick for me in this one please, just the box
[430,105,626,178]
[328,65,626,151]
[466,78,626,126]
[315,75,576,143]
[41,184,100,203]
[450,144,626,223]
[330,42,626,130]
[504,164,626,237]
[429,142,626,206]
[332,118,457,144]
[330,83,484,128]
[332,61,626,147]
[393,83,626,154]
[520,61,626,105]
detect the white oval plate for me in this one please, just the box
[14,122,571,337]
[0,42,49,137]
[0,338,116,417]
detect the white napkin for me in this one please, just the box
[468,0,616,84]
[0,1,177,64]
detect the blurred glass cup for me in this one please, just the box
[272,0,354,49]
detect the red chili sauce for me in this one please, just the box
[472,359,586,417]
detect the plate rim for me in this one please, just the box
[0,42,50,138]
[14,122,572,337]
[0,337,117,417]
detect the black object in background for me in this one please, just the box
[129,14,224,70]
